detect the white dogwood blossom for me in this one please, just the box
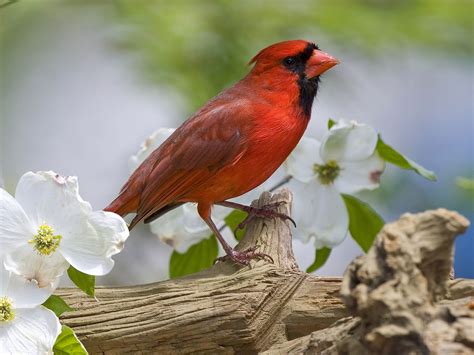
[0,171,129,292]
[286,120,385,248]
[0,261,61,353]
[149,203,226,253]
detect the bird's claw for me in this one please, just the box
[233,215,255,235]
[234,202,296,235]
[214,246,274,265]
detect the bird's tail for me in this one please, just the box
[104,192,139,219]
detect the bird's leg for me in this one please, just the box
[203,214,273,265]
[216,200,296,234]
[198,203,273,265]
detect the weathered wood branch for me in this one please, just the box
[57,191,473,354]
[58,190,348,353]
[264,209,473,355]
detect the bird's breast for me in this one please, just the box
[242,109,308,177]
[186,109,309,203]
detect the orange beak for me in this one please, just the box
[305,50,339,78]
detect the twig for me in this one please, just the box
[269,175,292,192]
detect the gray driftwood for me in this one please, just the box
[57,190,473,354]
[264,209,473,355]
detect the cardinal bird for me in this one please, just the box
[105,40,338,264]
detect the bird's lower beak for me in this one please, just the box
[305,50,339,78]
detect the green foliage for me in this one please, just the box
[376,136,436,181]
[42,295,73,317]
[327,118,336,129]
[112,0,472,110]
[342,194,384,252]
[306,247,331,273]
[0,0,18,10]
[67,266,95,297]
[224,209,248,241]
[169,234,218,278]
[456,177,474,191]
[53,325,88,355]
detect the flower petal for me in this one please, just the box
[59,211,129,276]
[285,136,322,183]
[320,120,378,162]
[335,152,386,194]
[175,232,211,254]
[289,179,349,248]
[0,189,34,253]
[129,128,176,170]
[182,204,211,235]
[211,205,231,221]
[14,171,92,231]
[1,260,55,308]
[4,245,66,295]
[150,206,210,253]
[149,207,183,244]
[0,306,61,354]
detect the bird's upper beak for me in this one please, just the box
[305,50,339,78]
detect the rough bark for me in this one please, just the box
[57,191,473,354]
[264,209,473,355]
[58,190,348,354]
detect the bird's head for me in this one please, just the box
[248,40,339,115]
[249,40,339,79]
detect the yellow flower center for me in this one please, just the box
[0,297,14,322]
[313,160,340,185]
[29,224,62,255]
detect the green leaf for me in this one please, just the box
[376,136,437,181]
[342,194,384,253]
[306,247,331,273]
[456,177,474,190]
[67,266,95,297]
[327,118,336,129]
[53,325,88,355]
[42,295,73,317]
[224,209,248,241]
[169,234,218,278]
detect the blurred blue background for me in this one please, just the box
[1,0,472,285]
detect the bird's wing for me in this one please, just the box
[131,101,254,226]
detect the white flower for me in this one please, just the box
[0,263,61,354]
[0,171,129,292]
[149,203,226,253]
[286,120,385,248]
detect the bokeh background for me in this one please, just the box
[1,0,472,285]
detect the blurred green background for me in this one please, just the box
[1,0,472,284]
[112,0,472,109]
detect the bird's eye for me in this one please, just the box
[284,57,296,66]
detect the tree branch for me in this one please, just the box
[264,209,473,354]
[58,190,348,353]
[57,191,472,354]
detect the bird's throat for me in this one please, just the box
[297,75,320,117]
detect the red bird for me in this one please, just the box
[105,40,338,264]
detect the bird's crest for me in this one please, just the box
[249,40,317,66]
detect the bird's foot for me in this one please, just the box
[234,202,296,235]
[215,246,274,265]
